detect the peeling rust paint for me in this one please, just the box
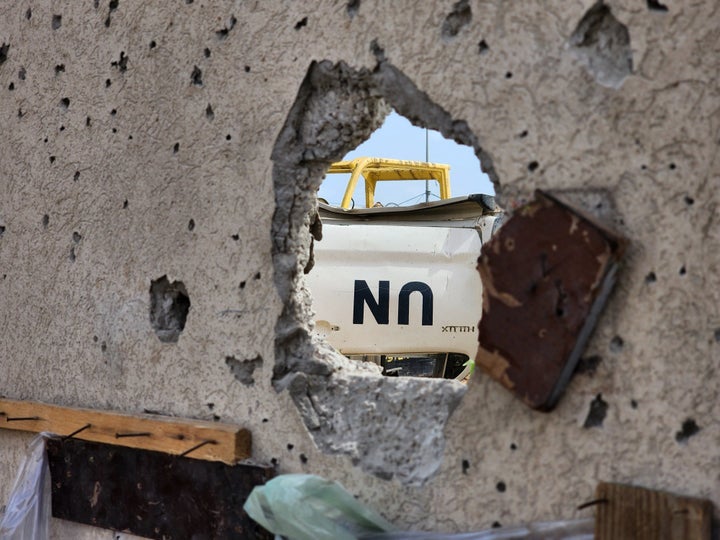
[476,190,625,410]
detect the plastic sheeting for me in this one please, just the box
[0,434,52,540]
[244,474,594,540]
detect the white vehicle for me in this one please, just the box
[307,158,501,380]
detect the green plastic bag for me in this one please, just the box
[244,474,395,540]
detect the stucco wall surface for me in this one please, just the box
[0,0,718,537]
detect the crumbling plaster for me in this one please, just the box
[0,0,717,537]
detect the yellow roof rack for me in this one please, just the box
[328,157,451,209]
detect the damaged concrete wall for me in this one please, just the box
[0,0,718,536]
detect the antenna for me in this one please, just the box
[425,127,430,203]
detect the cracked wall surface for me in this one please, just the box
[0,0,719,537]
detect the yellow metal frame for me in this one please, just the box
[328,157,451,209]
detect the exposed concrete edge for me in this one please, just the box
[271,58,480,484]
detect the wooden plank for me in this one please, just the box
[47,438,273,540]
[0,398,250,464]
[595,482,712,540]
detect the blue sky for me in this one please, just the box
[319,110,494,207]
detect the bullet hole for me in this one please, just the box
[287,443,294,451]
[713,328,720,343]
[505,71,513,79]
[186,0,193,4]
[52,15,62,30]
[149,276,191,343]
[105,0,119,27]
[518,129,528,138]
[679,265,686,276]
[122,199,128,209]
[8,82,14,91]
[609,335,624,352]
[225,134,231,141]
[72,231,82,243]
[105,78,111,87]
[684,195,694,205]
[299,453,308,464]
[93,335,98,343]
[93,0,99,8]
[128,134,133,140]
[461,459,470,474]
[101,341,107,352]
[215,15,236,39]
[18,67,26,80]
[644,271,656,284]
[569,2,633,89]
[669,162,676,170]
[173,142,179,153]
[675,418,700,443]
[478,39,489,54]
[42,214,49,228]
[575,355,602,375]
[496,481,506,493]
[25,8,31,19]
[86,116,91,126]
[205,103,214,120]
[347,0,360,18]
[641,164,647,170]
[0,43,8,65]
[149,40,156,49]
[270,458,278,466]
[583,394,608,428]
[69,247,76,262]
[73,171,80,181]
[60,97,70,110]
[254,272,261,280]
[226,355,263,385]
[510,443,517,450]
[262,418,268,423]
[244,65,250,73]
[59,125,65,132]
[110,108,117,116]
[18,108,23,118]
[231,234,239,241]
[0,226,5,238]
[191,65,203,86]
[206,402,214,410]
[294,17,308,30]
[111,51,128,72]
[239,280,246,289]
[187,219,195,231]
[111,128,117,133]
[369,39,386,62]
[49,155,55,164]
[492,522,502,529]
[647,0,669,11]
[441,0,471,41]
[43,137,48,143]
[212,414,221,421]
[527,160,539,172]
[630,399,638,409]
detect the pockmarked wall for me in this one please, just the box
[0,0,718,537]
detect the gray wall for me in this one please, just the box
[0,0,718,537]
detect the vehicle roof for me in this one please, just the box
[318,193,498,223]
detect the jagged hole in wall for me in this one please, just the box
[270,58,499,485]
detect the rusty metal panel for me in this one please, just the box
[47,438,273,540]
[476,190,625,410]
